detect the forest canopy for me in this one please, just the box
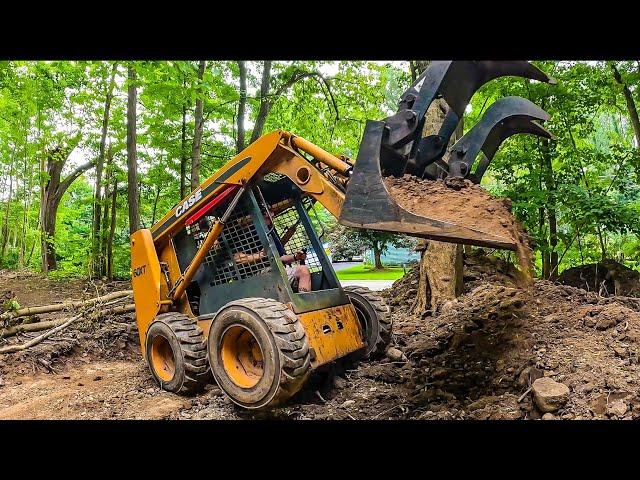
[0,60,639,279]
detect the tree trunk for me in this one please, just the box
[180,81,188,198]
[100,144,114,277]
[541,138,558,279]
[107,180,117,280]
[373,243,383,270]
[126,63,140,235]
[91,62,117,277]
[236,61,247,153]
[151,184,162,225]
[611,63,640,150]
[19,132,28,268]
[1,146,16,259]
[250,61,273,144]
[191,60,206,191]
[39,142,93,273]
[412,60,465,314]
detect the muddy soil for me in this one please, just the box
[2,256,640,420]
[384,175,533,279]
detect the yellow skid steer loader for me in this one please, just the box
[130,61,553,409]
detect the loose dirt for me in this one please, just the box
[2,254,640,420]
[384,175,534,281]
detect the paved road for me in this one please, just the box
[331,261,360,272]
[339,279,394,291]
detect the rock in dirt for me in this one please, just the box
[532,378,570,413]
[517,366,544,388]
[607,400,628,417]
[386,347,407,362]
[341,400,355,408]
[541,413,556,420]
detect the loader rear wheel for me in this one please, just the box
[208,298,311,410]
[344,286,392,359]
[145,312,209,395]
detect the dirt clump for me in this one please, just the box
[557,259,640,297]
[384,175,533,281]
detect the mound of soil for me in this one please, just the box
[384,175,533,279]
[558,260,640,297]
[3,253,640,421]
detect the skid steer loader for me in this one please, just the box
[130,61,554,410]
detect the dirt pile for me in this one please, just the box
[3,255,640,420]
[384,175,533,280]
[372,251,640,420]
[0,269,137,379]
[557,259,640,297]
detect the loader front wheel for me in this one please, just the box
[208,298,310,410]
[344,286,392,359]
[145,312,209,395]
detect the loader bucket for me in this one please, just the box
[339,120,519,250]
[338,61,555,250]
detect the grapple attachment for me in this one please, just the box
[339,61,554,250]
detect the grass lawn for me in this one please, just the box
[335,264,406,280]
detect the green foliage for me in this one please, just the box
[3,299,20,311]
[335,265,405,280]
[1,60,639,280]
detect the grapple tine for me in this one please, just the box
[385,61,553,150]
[339,121,518,250]
[445,96,553,180]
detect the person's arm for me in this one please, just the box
[280,251,306,265]
[234,250,267,264]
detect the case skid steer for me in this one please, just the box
[130,61,554,410]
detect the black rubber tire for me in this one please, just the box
[344,286,392,359]
[145,312,209,395]
[208,297,311,410]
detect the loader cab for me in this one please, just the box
[171,173,348,318]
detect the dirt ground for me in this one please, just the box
[2,252,640,420]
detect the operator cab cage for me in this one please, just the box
[171,172,345,317]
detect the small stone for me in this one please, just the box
[542,413,556,420]
[613,346,627,358]
[517,366,544,388]
[532,377,570,413]
[146,388,155,394]
[607,400,628,417]
[341,400,356,408]
[385,347,406,362]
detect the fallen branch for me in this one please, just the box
[0,304,135,339]
[0,290,132,321]
[0,312,85,354]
